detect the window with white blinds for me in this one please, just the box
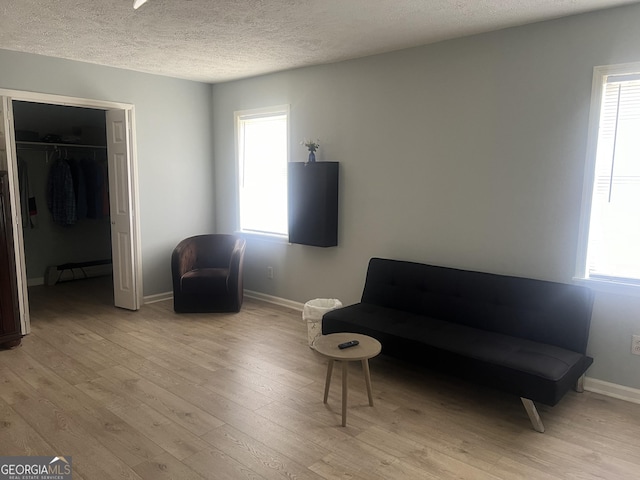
[235,106,289,236]
[578,65,640,286]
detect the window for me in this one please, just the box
[577,63,640,289]
[235,105,289,236]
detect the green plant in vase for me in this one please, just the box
[301,139,319,163]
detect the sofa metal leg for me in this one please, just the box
[574,374,585,393]
[520,397,545,433]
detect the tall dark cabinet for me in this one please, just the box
[0,171,22,348]
[288,161,339,247]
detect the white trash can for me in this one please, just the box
[303,298,342,348]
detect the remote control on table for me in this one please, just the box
[338,340,360,349]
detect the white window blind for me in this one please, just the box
[584,72,640,284]
[236,107,288,236]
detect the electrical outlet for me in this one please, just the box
[267,266,274,279]
[632,335,640,356]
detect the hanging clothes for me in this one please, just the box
[68,158,87,220]
[47,158,76,226]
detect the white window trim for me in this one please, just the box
[234,104,290,239]
[238,230,290,244]
[574,61,640,296]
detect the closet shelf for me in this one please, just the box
[16,141,107,150]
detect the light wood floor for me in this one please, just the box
[1,277,639,479]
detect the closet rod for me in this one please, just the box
[16,141,107,150]
[16,143,106,164]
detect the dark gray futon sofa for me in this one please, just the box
[322,257,594,432]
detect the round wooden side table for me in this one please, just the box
[314,332,382,427]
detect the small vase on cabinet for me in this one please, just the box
[308,151,316,163]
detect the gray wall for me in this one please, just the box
[0,49,215,295]
[212,4,640,389]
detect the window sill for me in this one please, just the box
[236,230,290,245]
[573,276,640,298]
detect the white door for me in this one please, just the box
[106,109,139,310]
[0,96,30,333]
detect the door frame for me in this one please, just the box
[0,88,143,331]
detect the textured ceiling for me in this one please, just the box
[0,0,637,83]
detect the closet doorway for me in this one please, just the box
[0,90,142,335]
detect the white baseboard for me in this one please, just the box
[244,290,305,311]
[143,291,173,304]
[584,377,640,405]
[141,289,304,311]
[27,277,44,287]
[43,264,113,285]
[142,289,304,310]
